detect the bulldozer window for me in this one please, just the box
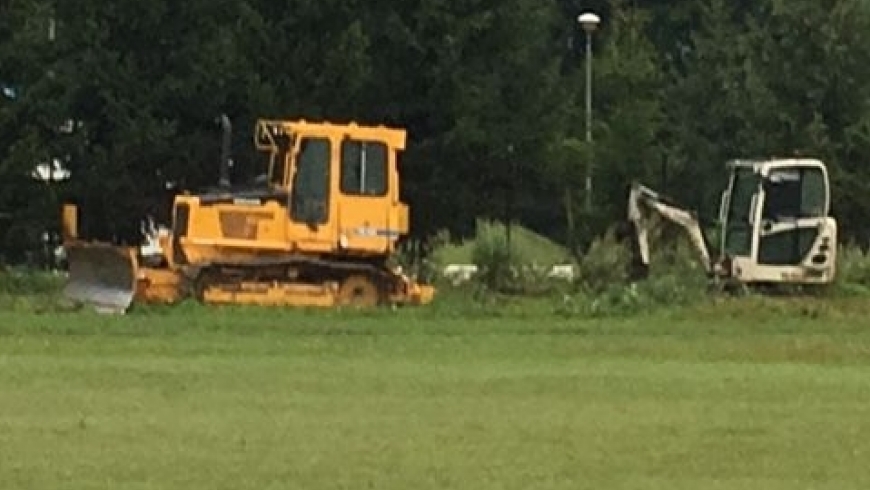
[290,137,331,225]
[340,140,388,196]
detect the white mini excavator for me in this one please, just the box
[627,158,837,287]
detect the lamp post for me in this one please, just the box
[577,12,600,213]
[505,143,515,257]
[31,159,71,269]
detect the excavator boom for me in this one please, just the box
[627,182,713,275]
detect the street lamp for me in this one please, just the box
[577,12,600,213]
[31,159,71,270]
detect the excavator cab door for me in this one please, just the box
[756,166,829,266]
[721,166,759,259]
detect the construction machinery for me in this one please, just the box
[628,157,837,287]
[61,116,436,313]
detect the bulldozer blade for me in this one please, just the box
[63,243,139,314]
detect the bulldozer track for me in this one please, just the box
[198,253,386,273]
[189,253,393,285]
[189,253,398,303]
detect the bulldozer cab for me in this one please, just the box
[718,158,836,284]
[246,119,410,254]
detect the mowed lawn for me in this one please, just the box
[1,297,870,489]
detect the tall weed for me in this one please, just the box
[561,219,713,317]
[470,219,521,293]
[574,228,632,294]
[832,243,870,295]
[0,268,64,295]
[466,219,572,296]
[0,268,69,313]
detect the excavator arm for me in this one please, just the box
[627,182,713,275]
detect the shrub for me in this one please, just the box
[574,228,633,294]
[0,268,65,295]
[470,219,526,294]
[831,243,870,295]
[0,268,70,313]
[559,218,714,317]
[392,229,451,285]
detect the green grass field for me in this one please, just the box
[2,292,870,489]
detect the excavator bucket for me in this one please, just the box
[63,242,139,314]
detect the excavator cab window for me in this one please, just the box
[758,167,828,265]
[340,139,388,196]
[723,168,758,257]
[761,167,826,220]
[290,137,331,225]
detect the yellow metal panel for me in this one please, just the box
[337,196,394,253]
[394,203,409,235]
[62,203,78,241]
[177,242,282,264]
[256,119,406,153]
[135,268,184,304]
[181,237,293,251]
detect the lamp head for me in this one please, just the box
[577,12,600,33]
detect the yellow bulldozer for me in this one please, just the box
[61,116,435,313]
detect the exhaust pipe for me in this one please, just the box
[217,114,231,188]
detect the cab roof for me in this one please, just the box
[256,118,407,151]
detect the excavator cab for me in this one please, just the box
[717,158,836,284]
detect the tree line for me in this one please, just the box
[2,0,870,264]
